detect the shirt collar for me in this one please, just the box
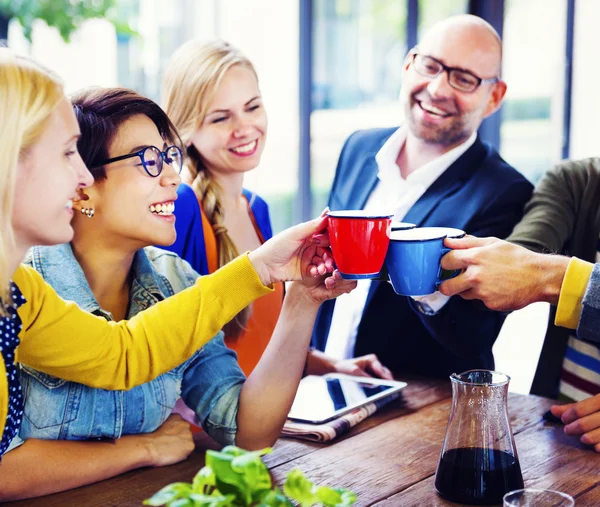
[29,244,165,318]
[375,126,477,184]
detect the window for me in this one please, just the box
[500,0,567,183]
[570,0,599,160]
[310,0,407,216]
[418,0,468,39]
[310,0,468,216]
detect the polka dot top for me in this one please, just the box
[0,283,25,456]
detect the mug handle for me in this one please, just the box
[435,247,460,288]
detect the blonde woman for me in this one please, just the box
[163,39,392,379]
[0,48,344,459]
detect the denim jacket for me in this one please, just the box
[7,244,245,453]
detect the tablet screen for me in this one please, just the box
[288,375,403,424]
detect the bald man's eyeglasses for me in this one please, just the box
[411,54,500,93]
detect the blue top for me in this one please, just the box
[163,183,273,275]
[7,244,246,454]
[0,283,26,456]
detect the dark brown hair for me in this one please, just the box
[71,87,182,180]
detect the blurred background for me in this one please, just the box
[2,0,595,392]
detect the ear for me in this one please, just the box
[403,49,416,72]
[483,80,508,118]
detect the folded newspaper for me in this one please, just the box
[281,392,401,443]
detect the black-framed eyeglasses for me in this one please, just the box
[411,53,500,93]
[93,145,183,177]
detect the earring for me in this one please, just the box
[80,207,95,218]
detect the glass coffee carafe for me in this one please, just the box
[434,370,524,505]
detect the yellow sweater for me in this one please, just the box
[555,257,595,330]
[1,253,271,447]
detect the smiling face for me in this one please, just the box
[189,64,267,177]
[12,97,93,250]
[79,114,181,249]
[400,17,506,148]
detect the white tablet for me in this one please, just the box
[287,373,407,424]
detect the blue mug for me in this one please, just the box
[372,222,416,280]
[385,227,464,296]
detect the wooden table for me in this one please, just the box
[7,377,600,506]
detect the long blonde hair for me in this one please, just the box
[163,39,259,338]
[0,49,64,313]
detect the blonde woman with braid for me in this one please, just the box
[163,39,393,384]
[0,48,345,463]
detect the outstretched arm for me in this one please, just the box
[235,275,356,449]
[439,236,569,311]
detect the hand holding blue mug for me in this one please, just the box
[385,227,465,296]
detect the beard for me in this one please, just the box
[404,91,474,146]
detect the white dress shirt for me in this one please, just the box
[324,127,477,361]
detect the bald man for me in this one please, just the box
[308,15,534,378]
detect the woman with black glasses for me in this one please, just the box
[0,87,355,500]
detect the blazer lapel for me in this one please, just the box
[365,137,488,310]
[346,157,379,210]
[403,137,488,226]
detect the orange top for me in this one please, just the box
[201,203,284,377]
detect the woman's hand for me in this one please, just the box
[288,271,357,306]
[248,211,337,286]
[551,394,600,452]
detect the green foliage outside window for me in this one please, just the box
[0,0,136,42]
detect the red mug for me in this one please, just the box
[327,210,393,279]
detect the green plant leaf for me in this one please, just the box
[283,469,318,507]
[314,486,357,507]
[144,482,193,506]
[192,466,217,494]
[256,488,295,507]
[189,492,237,506]
[168,499,194,507]
[231,452,272,492]
[206,449,253,505]
[146,446,355,507]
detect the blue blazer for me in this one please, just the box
[312,128,534,378]
[163,183,273,276]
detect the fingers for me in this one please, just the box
[308,250,335,277]
[580,426,600,447]
[324,274,356,293]
[552,395,600,449]
[291,214,329,241]
[551,403,573,418]
[440,248,479,271]
[560,394,600,425]
[311,233,330,247]
[344,365,371,378]
[323,271,355,292]
[443,235,499,250]
[438,276,478,298]
[564,411,600,439]
[359,354,394,380]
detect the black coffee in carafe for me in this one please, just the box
[435,447,524,505]
[434,370,524,506]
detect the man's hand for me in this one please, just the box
[551,394,600,452]
[438,236,569,311]
[144,414,195,467]
[333,353,394,380]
